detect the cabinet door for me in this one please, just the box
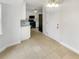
[21,26,31,40]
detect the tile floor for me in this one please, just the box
[0,29,79,59]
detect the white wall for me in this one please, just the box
[0,4,2,35]
[60,0,79,53]
[43,7,61,41]
[0,1,27,52]
[43,0,79,54]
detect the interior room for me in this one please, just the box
[0,0,79,59]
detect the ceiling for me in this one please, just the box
[0,0,24,5]
[26,0,48,11]
[26,0,64,11]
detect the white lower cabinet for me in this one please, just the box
[21,26,31,41]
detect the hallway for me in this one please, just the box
[0,29,79,59]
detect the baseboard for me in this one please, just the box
[0,41,21,53]
[43,33,79,55]
[57,40,79,55]
[0,46,7,53]
[22,35,31,41]
[0,36,31,53]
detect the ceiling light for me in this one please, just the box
[34,10,38,13]
[46,4,53,7]
[46,3,59,8]
[54,3,59,7]
[46,0,60,8]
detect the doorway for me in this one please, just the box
[38,14,43,32]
